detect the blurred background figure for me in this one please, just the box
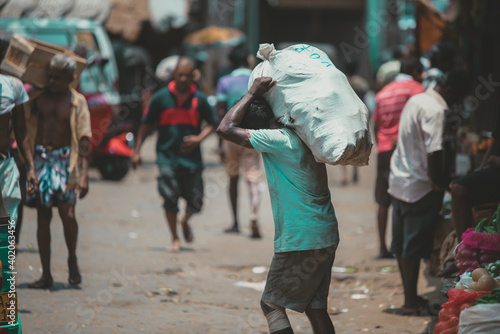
[373,57,424,259]
[387,70,469,316]
[375,47,406,91]
[451,105,500,241]
[343,59,372,186]
[215,44,262,238]
[133,57,218,252]
[422,42,458,90]
[25,54,91,289]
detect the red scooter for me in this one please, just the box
[81,59,134,181]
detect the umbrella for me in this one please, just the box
[183,25,245,50]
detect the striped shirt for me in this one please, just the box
[373,74,424,153]
[142,81,218,169]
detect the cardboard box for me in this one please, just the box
[21,38,87,88]
[0,33,35,78]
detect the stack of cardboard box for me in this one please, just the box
[0,34,86,88]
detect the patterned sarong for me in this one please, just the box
[28,145,76,207]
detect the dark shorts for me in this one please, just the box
[157,166,204,213]
[375,150,394,207]
[390,190,444,259]
[261,244,337,313]
[451,168,500,207]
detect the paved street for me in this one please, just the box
[16,135,442,333]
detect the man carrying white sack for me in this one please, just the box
[217,77,339,334]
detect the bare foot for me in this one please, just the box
[28,276,53,289]
[224,224,239,233]
[68,259,82,285]
[181,222,194,243]
[377,252,394,259]
[167,240,181,252]
[250,220,261,239]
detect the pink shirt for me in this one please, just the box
[373,74,424,153]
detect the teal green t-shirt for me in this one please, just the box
[248,128,339,253]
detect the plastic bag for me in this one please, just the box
[458,303,500,333]
[455,228,500,275]
[433,289,490,334]
[249,43,372,166]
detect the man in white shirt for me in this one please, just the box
[387,70,469,316]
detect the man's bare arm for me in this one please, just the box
[132,122,155,169]
[78,137,90,199]
[217,77,275,148]
[215,101,228,122]
[12,104,38,193]
[428,150,447,190]
[480,138,500,169]
[179,124,216,155]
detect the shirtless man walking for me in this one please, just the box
[26,54,92,288]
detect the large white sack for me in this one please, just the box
[249,43,372,166]
[458,303,500,334]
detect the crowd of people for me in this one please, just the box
[1,28,499,333]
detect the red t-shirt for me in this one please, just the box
[373,77,424,153]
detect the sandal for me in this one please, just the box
[28,277,53,289]
[383,298,431,317]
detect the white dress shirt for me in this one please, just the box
[388,89,448,203]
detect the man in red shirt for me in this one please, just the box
[373,57,424,258]
[133,57,218,252]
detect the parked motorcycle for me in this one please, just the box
[83,61,134,181]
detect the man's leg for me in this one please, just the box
[305,308,335,334]
[165,210,180,252]
[248,180,261,238]
[397,255,421,310]
[225,175,239,233]
[158,166,182,251]
[242,149,262,238]
[352,166,358,183]
[377,205,391,258]
[178,168,203,244]
[451,183,473,241]
[260,301,293,334]
[394,191,442,313]
[29,200,53,288]
[375,151,393,258]
[57,201,81,284]
[224,142,241,233]
[341,166,348,186]
[179,210,195,243]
